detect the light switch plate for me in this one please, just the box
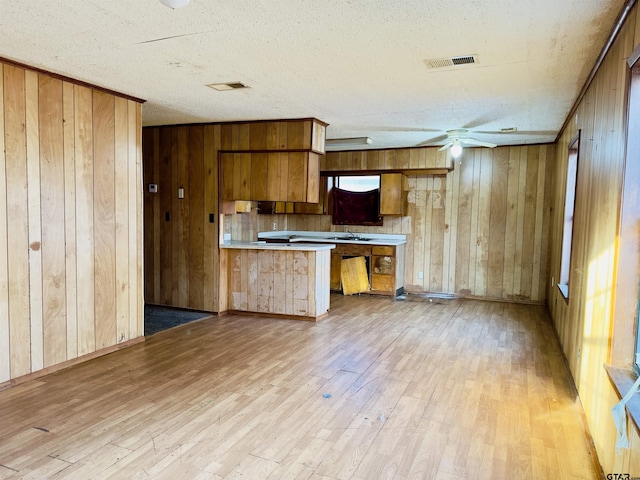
[148,184,158,193]
[178,187,184,199]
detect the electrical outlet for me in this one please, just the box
[418,271,424,279]
[272,222,277,231]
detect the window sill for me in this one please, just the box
[557,283,569,301]
[605,365,640,433]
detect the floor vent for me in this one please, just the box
[424,55,478,69]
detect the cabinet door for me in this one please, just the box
[380,173,403,215]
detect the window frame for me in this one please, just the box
[557,131,581,300]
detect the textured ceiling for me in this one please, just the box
[0,0,627,149]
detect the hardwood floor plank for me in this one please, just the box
[0,296,599,479]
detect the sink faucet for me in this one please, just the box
[345,228,355,239]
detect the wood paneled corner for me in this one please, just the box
[0,59,143,385]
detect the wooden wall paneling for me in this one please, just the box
[249,122,267,150]
[203,124,219,312]
[277,121,288,149]
[177,127,190,306]
[467,150,482,295]
[455,156,474,294]
[531,146,548,301]
[39,74,68,366]
[25,71,44,372]
[251,152,269,200]
[158,128,174,305]
[267,153,281,201]
[74,85,95,356]
[188,126,205,309]
[539,145,555,304]
[430,176,445,292]
[0,64,9,383]
[403,177,416,287]
[502,147,521,299]
[114,97,130,343]
[234,152,251,200]
[474,149,492,298]
[412,178,427,290]
[520,146,539,299]
[487,147,508,299]
[142,129,155,303]
[396,148,423,169]
[218,245,228,312]
[266,122,280,150]
[63,81,78,359]
[512,147,528,298]
[220,152,234,201]
[238,124,250,150]
[445,163,460,292]
[159,128,168,305]
[220,123,234,150]
[128,101,142,337]
[5,65,31,377]
[92,91,116,350]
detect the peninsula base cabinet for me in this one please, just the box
[225,246,332,320]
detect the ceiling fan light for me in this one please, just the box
[160,0,190,8]
[451,143,463,158]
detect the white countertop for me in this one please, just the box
[258,230,407,246]
[220,240,335,251]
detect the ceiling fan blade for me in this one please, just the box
[416,133,448,147]
[438,142,454,151]
[461,138,497,148]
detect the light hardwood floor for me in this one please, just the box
[0,295,599,479]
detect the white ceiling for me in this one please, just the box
[0,0,627,149]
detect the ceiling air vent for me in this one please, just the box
[424,55,478,69]
[206,81,250,91]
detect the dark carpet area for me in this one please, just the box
[144,305,212,336]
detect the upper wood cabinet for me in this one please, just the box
[221,151,320,203]
[321,147,453,174]
[221,118,327,154]
[220,118,325,202]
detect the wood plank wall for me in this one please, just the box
[143,119,325,313]
[252,144,553,303]
[0,60,143,385]
[143,125,221,312]
[546,4,640,475]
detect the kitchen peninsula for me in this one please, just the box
[259,231,407,296]
[220,241,334,321]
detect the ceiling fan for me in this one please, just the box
[438,129,497,157]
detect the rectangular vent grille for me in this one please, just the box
[206,81,250,91]
[424,55,478,69]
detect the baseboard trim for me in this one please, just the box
[0,336,145,392]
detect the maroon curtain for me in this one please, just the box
[332,187,382,226]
